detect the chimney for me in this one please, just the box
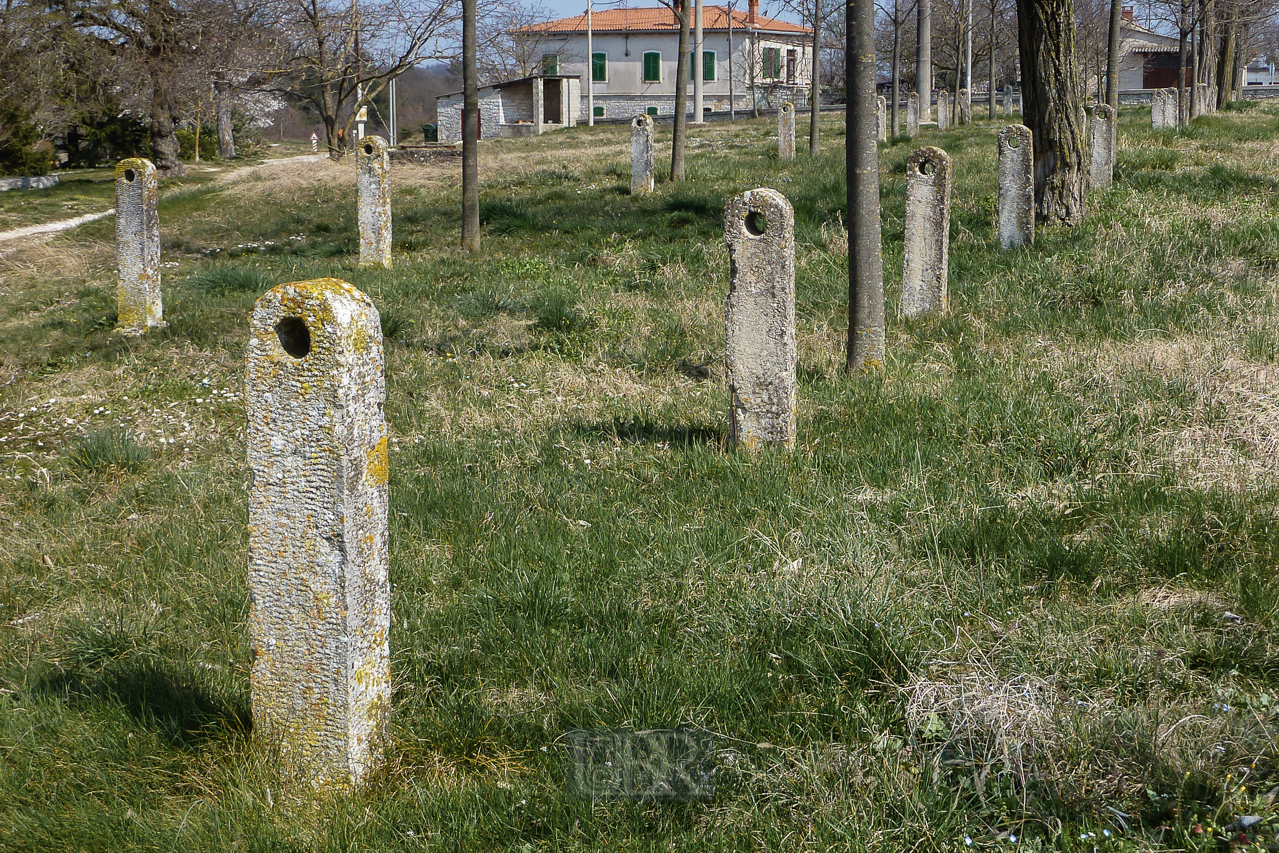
[1122,6,1133,21]
[748,0,759,23]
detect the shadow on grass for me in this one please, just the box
[566,415,725,447]
[33,644,250,748]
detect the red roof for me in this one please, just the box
[515,5,810,36]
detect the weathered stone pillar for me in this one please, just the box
[1089,104,1115,190]
[534,78,545,134]
[937,91,950,130]
[1151,89,1167,128]
[114,158,164,334]
[778,102,795,159]
[246,278,390,789]
[1003,88,1013,117]
[723,188,796,450]
[901,146,953,317]
[877,96,887,141]
[357,136,391,269]
[997,125,1034,249]
[631,115,655,194]
[957,88,971,124]
[906,92,920,137]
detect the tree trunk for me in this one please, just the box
[809,0,821,155]
[1017,0,1086,224]
[1216,21,1235,106]
[149,80,184,176]
[462,0,480,252]
[1177,9,1188,123]
[891,7,901,136]
[988,0,997,119]
[215,78,236,159]
[671,0,691,181]
[917,0,931,120]
[846,0,884,372]
[1105,0,1121,114]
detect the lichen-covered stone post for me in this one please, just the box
[1089,104,1115,190]
[631,115,655,195]
[937,91,950,130]
[723,188,796,451]
[958,88,972,125]
[1003,88,1013,117]
[357,137,391,269]
[778,102,795,159]
[246,278,390,788]
[901,146,953,317]
[114,158,164,334]
[877,96,887,141]
[906,92,919,137]
[997,124,1034,250]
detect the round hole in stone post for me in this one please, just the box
[901,146,953,319]
[275,316,311,357]
[723,188,796,451]
[114,158,165,335]
[246,278,390,789]
[356,136,392,269]
[631,114,655,195]
[997,124,1034,251]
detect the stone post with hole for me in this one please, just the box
[997,125,1034,249]
[114,158,164,334]
[246,278,390,788]
[778,102,795,159]
[906,92,920,137]
[877,96,887,141]
[631,114,655,194]
[1089,104,1115,190]
[958,88,971,125]
[357,136,392,269]
[937,91,950,131]
[724,188,796,450]
[902,147,953,317]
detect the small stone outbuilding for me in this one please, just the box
[436,75,582,143]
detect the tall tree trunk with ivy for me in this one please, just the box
[846,0,884,372]
[1017,0,1087,224]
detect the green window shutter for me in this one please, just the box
[703,51,716,82]
[764,48,780,79]
[646,106,658,116]
[592,52,606,82]
[689,52,695,80]
[643,52,661,82]
[542,53,558,75]
[593,105,604,117]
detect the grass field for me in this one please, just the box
[2,103,1279,852]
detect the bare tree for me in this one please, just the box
[779,0,839,153]
[278,0,457,158]
[876,0,918,134]
[663,0,691,181]
[477,0,556,84]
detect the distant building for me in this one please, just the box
[437,76,581,143]
[1116,8,1187,90]
[512,2,812,121]
[1246,56,1276,85]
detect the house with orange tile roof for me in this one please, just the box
[437,1,812,141]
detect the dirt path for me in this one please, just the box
[0,154,329,246]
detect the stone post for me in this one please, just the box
[937,91,950,130]
[778,102,795,159]
[997,124,1034,249]
[357,137,392,269]
[1151,89,1168,128]
[114,158,164,334]
[246,278,390,789]
[631,114,655,194]
[723,188,796,450]
[957,88,971,125]
[906,92,920,137]
[901,146,953,317]
[877,96,887,142]
[1003,88,1013,117]
[1089,104,1115,190]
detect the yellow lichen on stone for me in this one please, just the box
[366,435,388,486]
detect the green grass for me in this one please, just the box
[2,106,1279,851]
